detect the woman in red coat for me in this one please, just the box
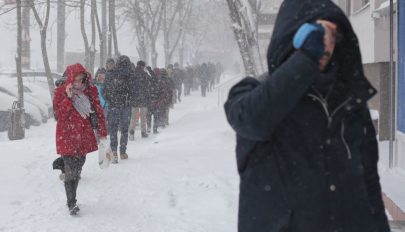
[54,63,107,215]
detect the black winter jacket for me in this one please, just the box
[224,1,390,232]
[103,68,132,108]
[131,67,151,108]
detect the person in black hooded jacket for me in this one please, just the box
[224,1,390,232]
[103,55,133,163]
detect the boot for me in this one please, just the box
[141,132,149,138]
[120,152,128,160]
[69,179,80,215]
[112,152,119,164]
[153,127,159,134]
[64,180,78,213]
[69,204,80,216]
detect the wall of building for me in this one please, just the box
[349,5,376,64]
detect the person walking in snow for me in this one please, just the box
[103,55,133,163]
[224,1,390,231]
[146,67,161,134]
[160,68,174,126]
[54,63,107,215]
[172,62,185,102]
[129,60,151,139]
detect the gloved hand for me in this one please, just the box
[293,23,325,61]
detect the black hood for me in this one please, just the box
[267,0,376,100]
[116,55,133,78]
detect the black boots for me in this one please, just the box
[65,179,80,215]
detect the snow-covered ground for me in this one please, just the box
[0,83,239,232]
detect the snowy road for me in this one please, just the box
[0,88,239,232]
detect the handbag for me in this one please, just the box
[89,108,98,129]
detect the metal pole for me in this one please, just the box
[389,0,395,168]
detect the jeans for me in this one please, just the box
[108,106,131,153]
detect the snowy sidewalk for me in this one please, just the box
[0,89,239,232]
[1,79,404,231]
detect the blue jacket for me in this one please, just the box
[96,83,108,109]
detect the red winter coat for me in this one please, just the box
[54,63,107,156]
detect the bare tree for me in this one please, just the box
[172,0,193,67]
[108,0,119,57]
[240,0,264,72]
[57,0,65,73]
[171,0,235,67]
[21,3,30,69]
[226,0,257,76]
[100,0,107,66]
[125,0,148,61]
[29,0,55,100]
[16,0,23,108]
[162,0,184,66]
[79,0,97,75]
[122,0,164,67]
[180,2,209,65]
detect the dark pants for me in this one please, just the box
[108,106,131,153]
[201,84,208,97]
[147,109,160,131]
[62,155,86,208]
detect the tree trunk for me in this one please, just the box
[100,0,107,67]
[108,0,113,58]
[226,0,257,76]
[41,30,54,99]
[30,0,55,100]
[80,0,90,70]
[89,0,96,75]
[110,0,119,56]
[16,0,24,108]
[179,33,185,68]
[162,0,191,67]
[21,4,30,70]
[163,0,169,67]
[57,0,65,73]
[137,32,147,61]
[150,39,158,68]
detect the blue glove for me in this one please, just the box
[293,23,325,60]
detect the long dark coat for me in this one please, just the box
[224,1,390,231]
